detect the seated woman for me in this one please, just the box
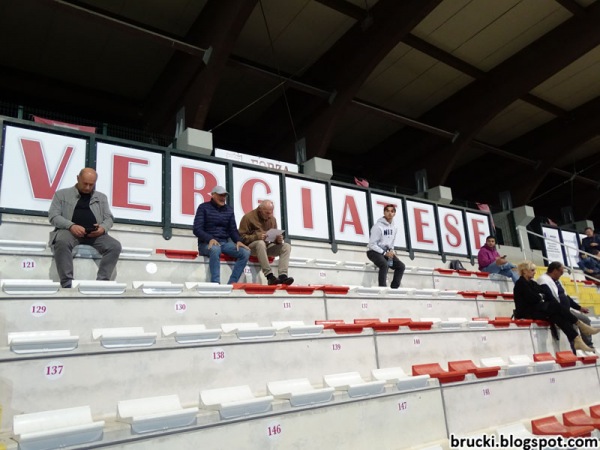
[513,260,598,353]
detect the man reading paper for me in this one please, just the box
[239,200,294,285]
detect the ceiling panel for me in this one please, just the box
[454,0,569,70]
[556,135,600,169]
[359,44,472,117]
[531,45,600,110]
[331,107,403,154]
[412,0,569,71]
[1,0,599,223]
[209,65,285,128]
[412,0,521,53]
[234,0,355,75]
[475,99,554,146]
[383,60,473,117]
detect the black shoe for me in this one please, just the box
[279,274,294,285]
[267,274,280,286]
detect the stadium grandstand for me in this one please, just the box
[1,1,600,449]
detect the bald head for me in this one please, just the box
[76,167,98,194]
[257,200,274,220]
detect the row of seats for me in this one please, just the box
[11,365,435,449]
[0,279,512,297]
[7,314,580,355]
[0,238,516,290]
[2,234,598,448]
[0,315,563,430]
[492,407,600,449]
[413,349,598,384]
[11,354,600,450]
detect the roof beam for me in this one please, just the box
[503,96,600,205]
[226,55,597,188]
[554,0,587,17]
[143,0,258,132]
[402,34,567,118]
[45,0,207,57]
[314,0,366,20]
[299,0,444,159]
[317,1,568,120]
[447,96,600,209]
[375,0,600,186]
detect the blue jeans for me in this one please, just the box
[199,241,250,284]
[482,262,519,283]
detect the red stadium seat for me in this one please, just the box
[231,283,278,294]
[531,416,593,437]
[563,409,600,429]
[412,363,467,384]
[489,317,511,328]
[311,285,350,295]
[448,360,500,378]
[278,285,316,295]
[156,249,198,259]
[533,352,555,362]
[407,321,433,331]
[589,405,600,419]
[388,318,412,326]
[554,351,578,368]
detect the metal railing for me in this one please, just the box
[517,226,600,298]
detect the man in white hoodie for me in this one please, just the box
[367,204,405,288]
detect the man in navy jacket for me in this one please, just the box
[193,186,250,284]
[582,227,600,256]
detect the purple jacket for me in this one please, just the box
[477,244,499,270]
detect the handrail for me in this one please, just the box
[516,226,600,298]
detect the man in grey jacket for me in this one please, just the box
[48,168,122,288]
[367,204,405,288]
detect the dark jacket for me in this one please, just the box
[193,199,241,244]
[582,234,600,255]
[513,276,546,319]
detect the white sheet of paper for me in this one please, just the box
[266,228,284,242]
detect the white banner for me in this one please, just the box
[406,200,439,252]
[95,142,163,222]
[465,212,491,254]
[231,167,282,228]
[215,148,298,173]
[331,186,369,243]
[0,124,501,257]
[285,177,330,239]
[170,156,226,226]
[561,230,580,268]
[541,226,565,265]
[438,206,468,255]
[0,125,86,211]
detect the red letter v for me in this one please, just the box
[20,139,74,199]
